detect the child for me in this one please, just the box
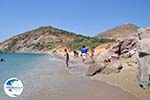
[73,50,79,58]
[64,49,69,68]
[90,49,95,63]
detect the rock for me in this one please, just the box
[137,37,150,89]
[137,27,150,40]
[111,37,138,58]
[86,63,106,76]
[117,65,123,70]
[102,60,122,74]
[101,68,115,74]
[95,50,112,63]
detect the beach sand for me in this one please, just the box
[91,64,150,100]
[61,51,150,100]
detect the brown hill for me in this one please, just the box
[96,24,140,39]
[0,26,83,52]
[0,26,113,53]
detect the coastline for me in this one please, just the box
[0,52,141,99]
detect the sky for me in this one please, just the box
[0,0,150,42]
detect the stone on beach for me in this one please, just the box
[102,60,123,74]
[86,63,106,76]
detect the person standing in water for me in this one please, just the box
[81,45,88,63]
[64,49,69,68]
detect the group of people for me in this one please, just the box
[64,45,94,68]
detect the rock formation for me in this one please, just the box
[137,27,150,89]
[86,35,138,76]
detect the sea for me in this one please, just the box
[0,53,50,99]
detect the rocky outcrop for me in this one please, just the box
[86,36,138,76]
[87,30,139,76]
[111,37,138,58]
[137,27,150,89]
[137,27,150,40]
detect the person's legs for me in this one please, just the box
[90,56,95,63]
[82,53,86,63]
[66,59,69,68]
[82,58,85,63]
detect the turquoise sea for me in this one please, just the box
[0,53,50,99]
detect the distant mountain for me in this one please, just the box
[96,24,140,39]
[0,26,113,53]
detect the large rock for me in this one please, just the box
[102,60,123,74]
[111,37,138,57]
[86,63,106,76]
[137,27,150,40]
[137,37,150,89]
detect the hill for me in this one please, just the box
[0,26,113,52]
[96,24,140,39]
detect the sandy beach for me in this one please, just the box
[61,53,150,100]
[68,54,150,100]
[92,65,150,100]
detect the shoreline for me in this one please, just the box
[0,52,143,99]
[0,52,138,100]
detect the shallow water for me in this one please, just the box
[0,53,137,100]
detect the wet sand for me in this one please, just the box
[2,55,137,100]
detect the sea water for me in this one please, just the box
[0,53,49,99]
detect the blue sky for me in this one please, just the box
[0,0,150,42]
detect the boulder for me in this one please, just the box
[137,27,150,40]
[111,37,138,58]
[137,37,150,89]
[86,63,106,76]
[102,60,122,74]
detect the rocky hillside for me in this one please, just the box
[0,26,113,53]
[96,24,140,39]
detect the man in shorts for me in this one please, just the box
[81,45,88,63]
